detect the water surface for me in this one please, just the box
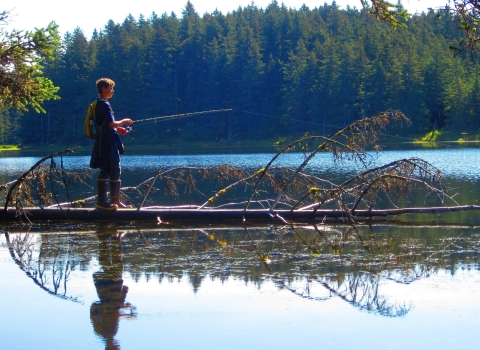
[1,148,480,349]
[1,223,479,349]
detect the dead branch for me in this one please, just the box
[197,167,263,209]
[2,110,477,224]
[350,174,454,213]
[1,147,81,218]
[243,135,362,210]
[267,111,410,211]
[286,158,450,218]
[241,111,409,212]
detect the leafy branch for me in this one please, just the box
[360,0,409,28]
[0,10,61,113]
[449,0,480,56]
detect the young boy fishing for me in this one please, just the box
[90,78,134,210]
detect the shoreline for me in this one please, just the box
[2,139,480,156]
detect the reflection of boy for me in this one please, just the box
[90,279,129,350]
[90,231,134,350]
[90,78,134,210]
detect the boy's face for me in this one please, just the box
[102,85,114,99]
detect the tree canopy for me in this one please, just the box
[0,10,61,113]
[2,2,480,147]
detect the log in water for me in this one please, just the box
[2,205,480,222]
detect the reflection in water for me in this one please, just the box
[3,223,479,322]
[5,230,80,303]
[90,229,136,350]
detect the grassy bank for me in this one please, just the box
[411,130,480,148]
[6,134,480,156]
[15,140,288,156]
[0,145,20,152]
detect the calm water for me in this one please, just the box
[1,224,479,349]
[1,146,480,179]
[0,147,480,349]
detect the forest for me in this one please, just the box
[1,1,479,147]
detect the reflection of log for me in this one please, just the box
[2,205,480,222]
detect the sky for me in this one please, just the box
[4,0,449,37]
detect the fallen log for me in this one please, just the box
[1,205,479,223]
[355,205,480,216]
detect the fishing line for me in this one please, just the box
[128,107,463,147]
[232,109,422,144]
[231,109,338,128]
[234,109,470,147]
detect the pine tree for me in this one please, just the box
[0,12,61,114]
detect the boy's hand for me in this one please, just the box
[122,118,133,126]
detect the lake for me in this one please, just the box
[0,146,479,349]
[1,145,480,210]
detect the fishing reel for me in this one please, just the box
[117,126,132,136]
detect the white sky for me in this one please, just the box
[4,0,449,37]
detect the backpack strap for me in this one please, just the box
[94,98,109,129]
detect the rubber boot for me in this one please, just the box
[110,180,133,209]
[96,179,117,211]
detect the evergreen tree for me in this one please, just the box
[7,3,480,146]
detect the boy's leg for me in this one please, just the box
[110,180,133,209]
[109,164,133,209]
[96,170,117,211]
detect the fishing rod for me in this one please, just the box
[119,109,232,134]
[130,107,336,128]
[134,109,232,124]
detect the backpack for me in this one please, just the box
[84,100,100,139]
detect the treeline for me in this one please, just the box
[3,1,480,147]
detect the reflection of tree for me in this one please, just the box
[4,224,476,320]
[319,273,412,317]
[4,228,136,349]
[383,264,442,285]
[123,224,463,317]
[240,226,413,317]
[277,273,413,318]
[90,228,136,350]
[272,224,459,317]
[4,231,81,303]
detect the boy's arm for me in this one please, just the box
[108,118,133,129]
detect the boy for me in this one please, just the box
[90,78,134,210]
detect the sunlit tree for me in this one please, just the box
[362,0,480,55]
[0,10,61,113]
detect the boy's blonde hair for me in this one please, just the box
[96,78,115,94]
